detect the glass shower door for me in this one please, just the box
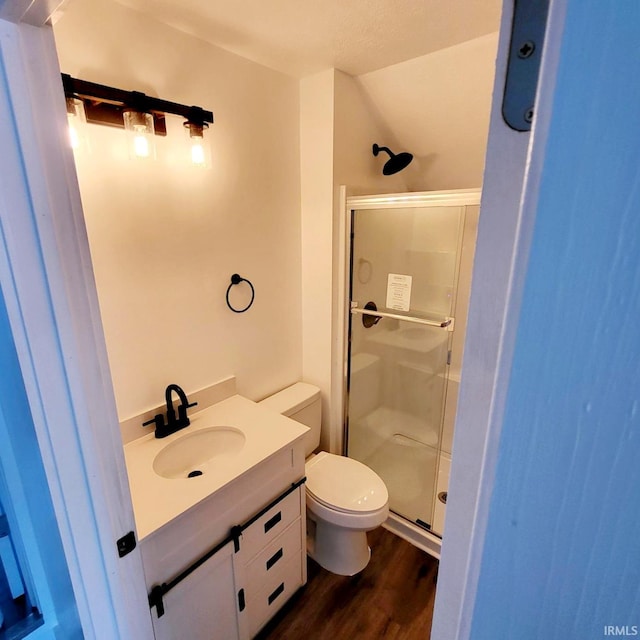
[346,204,464,532]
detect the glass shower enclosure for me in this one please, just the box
[345,191,476,539]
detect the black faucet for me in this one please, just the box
[142,384,198,438]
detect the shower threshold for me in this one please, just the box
[383,511,443,560]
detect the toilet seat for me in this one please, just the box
[305,452,388,514]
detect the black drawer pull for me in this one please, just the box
[268,582,284,605]
[266,548,283,571]
[264,511,282,533]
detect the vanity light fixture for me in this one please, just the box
[60,74,214,161]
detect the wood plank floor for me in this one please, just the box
[256,526,438,640]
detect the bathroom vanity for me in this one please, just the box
[124,394,309,639]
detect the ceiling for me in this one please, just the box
[114,0,502,78]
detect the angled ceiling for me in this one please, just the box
[114,0,502,77]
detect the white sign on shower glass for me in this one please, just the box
[386,273,412,311]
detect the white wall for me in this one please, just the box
[300,69,408,450]
[299,70,335,450]
[53,0,302,421]
[333,70,408,195]
[357,33,499,191]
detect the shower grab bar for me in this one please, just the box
[351,306,453,329]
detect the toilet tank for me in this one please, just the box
[259,383,321,456]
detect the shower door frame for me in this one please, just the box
[338,189,481,559]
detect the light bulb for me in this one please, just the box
[68,118,80,149]
[123,110,156,160]
[185,121,210,168]
[66,97,88,153]
[191,140,205,165]
[133,130,150,158]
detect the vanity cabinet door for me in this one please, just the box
[151,538,244,640]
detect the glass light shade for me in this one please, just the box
[185,122,211,168]
[123,110,156,160]
[66,97,88,153]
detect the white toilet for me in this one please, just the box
[260,382,389,576]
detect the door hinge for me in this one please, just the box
[502,0,550,131]
[447,350,452,366]
[238,588,246,612]
[116,530,137,557]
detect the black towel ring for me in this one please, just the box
[226,274,255,313]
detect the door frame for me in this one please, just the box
[0,3,153,638]
[431,0,568,637]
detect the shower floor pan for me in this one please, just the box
[348,406,441,526]
[348,406,440,460]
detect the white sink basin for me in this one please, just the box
[125,395,310,539]
[153,427,246,479]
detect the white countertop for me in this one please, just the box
[124,394,308,540]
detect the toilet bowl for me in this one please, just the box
[260,383,389,576]
[305,451,388,575]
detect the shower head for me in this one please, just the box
[372,143,414,175]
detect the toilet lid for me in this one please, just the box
[305,452,388,513]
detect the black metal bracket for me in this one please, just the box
[116,531,137,558]
[502,0,550,131]
[231,525,243,553]
[148,585,166,618]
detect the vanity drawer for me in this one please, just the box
[240,487,301,560]
[247,554,304,638]
[245,518,302,587]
